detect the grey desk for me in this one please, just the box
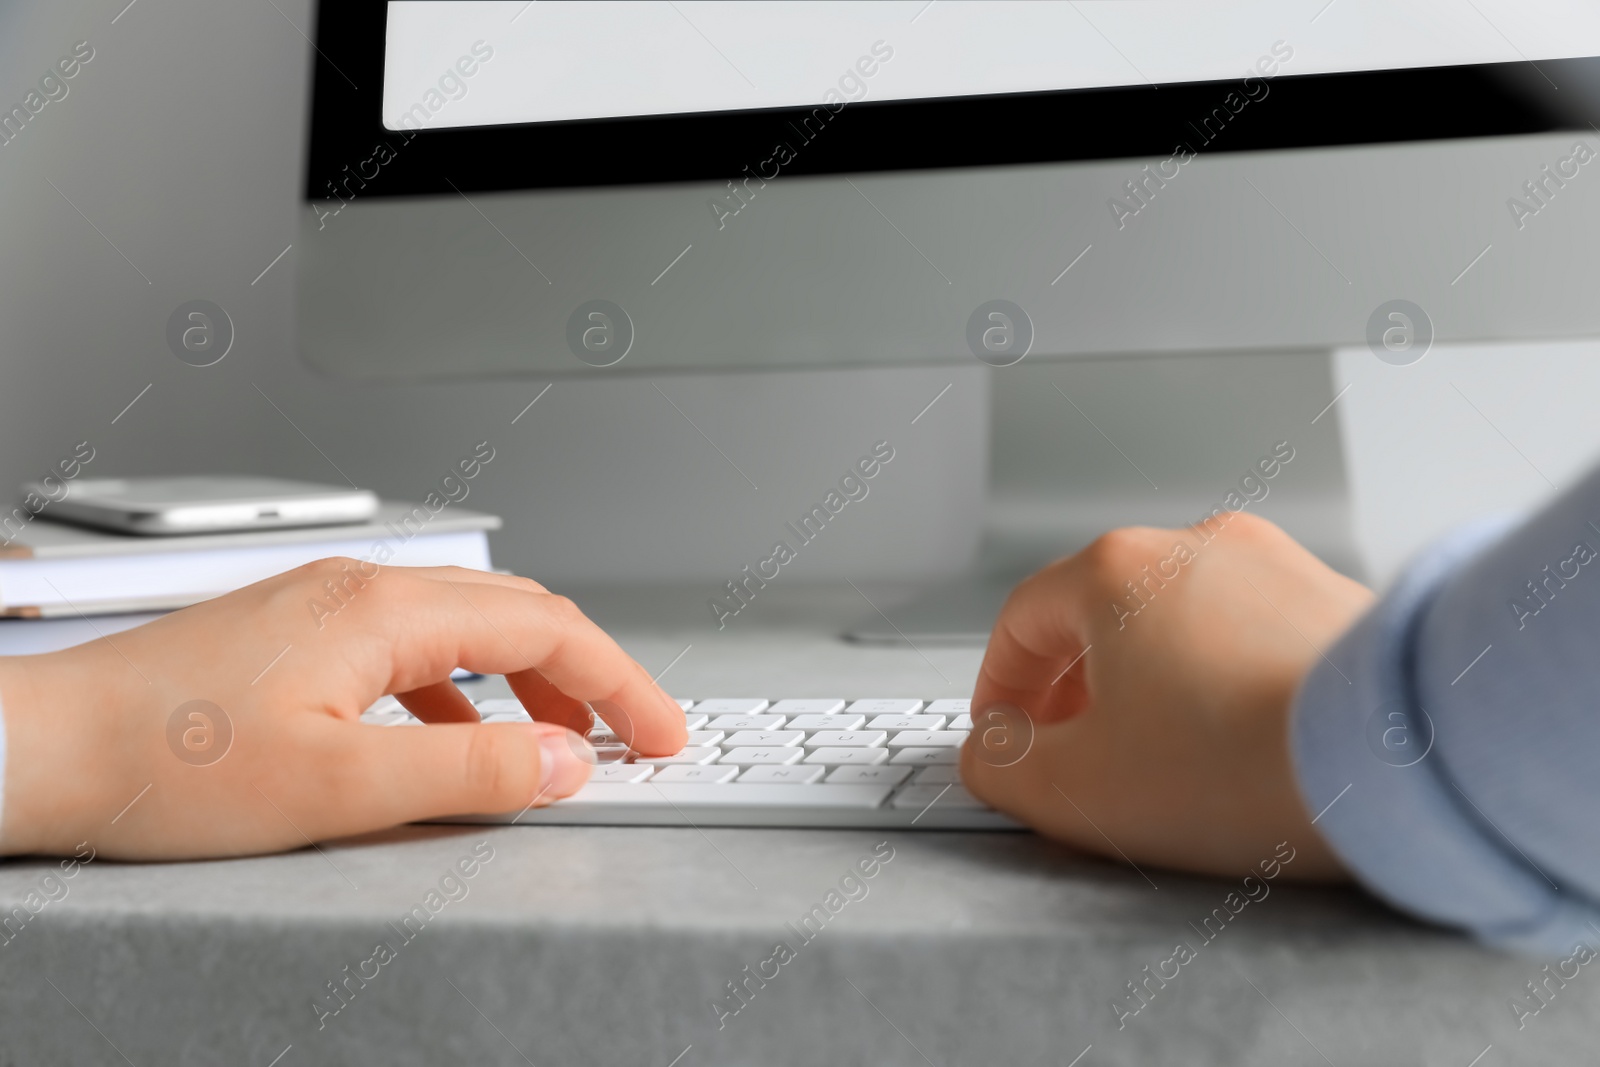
[0,589,1589,1066]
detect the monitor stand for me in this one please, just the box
[842,572,1016,647]
[844,349,1364,646]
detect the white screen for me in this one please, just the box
[382,0,1600,131]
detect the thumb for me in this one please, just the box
[306,719,597,835]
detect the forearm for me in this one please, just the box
[1293,464,1600,953]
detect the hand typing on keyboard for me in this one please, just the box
[0,561,685,859]
[962,513,1372,880]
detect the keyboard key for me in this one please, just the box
[591,743,632,764]
[587,704,663,731]
[738,765,826,785]
[562,783,895,808]
[674,698,696,711]
[684,730,726,746]
[804,747,889,766]
[867,714,947,731]
[682,713,710,731]
[925,699,971,716]
[805,730,888,749]
[719,747,804,766]
[849,698,924,717]
[707,714,786,730]
[635,746,720,766]
[890,783,988,810]
[474,699,526,717]
[694,698,770,716]
[913,766,963,784]
[769,698,846,716]
[890,747,960,766]
[787,713,867,731]
[950,714,973,731]
[826,765,912,786]
[592,763,655,783]
[653,764,740,784]
[888,730,967,748]
[724,730,804,747]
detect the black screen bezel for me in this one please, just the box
[305,2,1599,200]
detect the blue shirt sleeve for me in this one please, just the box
[1292,463,1600,955]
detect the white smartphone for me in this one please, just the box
[24,476,380,536]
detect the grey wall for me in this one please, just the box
[1335,338,1600,585]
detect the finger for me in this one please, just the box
[383,566,550,596]
[974,557,1099,727]
[506,669,594,736]
[960,712,1058,820]
[368,576,686,755]
[378,568,611,733]
[306,717,598,833]
[395,680,480,724]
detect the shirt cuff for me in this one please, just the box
[1291,516,1600,955]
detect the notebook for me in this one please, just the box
[0,502,500,616]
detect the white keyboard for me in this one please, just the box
[361,697,1020,830]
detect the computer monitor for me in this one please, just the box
[298,1,1600,382]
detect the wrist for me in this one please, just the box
[0,654,44,855]
[0,651,114,857]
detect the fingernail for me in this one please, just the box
[537,727,596,802]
